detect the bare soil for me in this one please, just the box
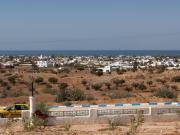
[0,121,180,135]
[0,68,180,105]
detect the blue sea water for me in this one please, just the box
[0,50,180,56]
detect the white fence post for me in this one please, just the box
[149,106,152,115]
[29,96,35,118]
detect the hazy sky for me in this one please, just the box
[0,0,180,50]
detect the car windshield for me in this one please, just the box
[5,106,13,110]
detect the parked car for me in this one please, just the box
[0,104,29,118]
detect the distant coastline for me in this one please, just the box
[0,50,180,56]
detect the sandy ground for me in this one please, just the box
[0,121,180,135]
[0,69,180,106]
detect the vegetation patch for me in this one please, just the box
[153,88,177,98]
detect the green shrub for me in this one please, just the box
[35,77,44,84]
[91,83,102,90]
[56,87,85,102]
[125,86,133,92]
[63,101,72,106]
[70,89,85,101]
[56,88,69,102]
[59,83,68,89]
[131,82,146,90]
[113,79,125,87]
[7,76,16,84]
[154,88,177,98]
[48,77,58,84]
[36,102,48,115]
[172,76,180,82]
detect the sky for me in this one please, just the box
[0,0,180,50]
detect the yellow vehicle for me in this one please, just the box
[0,104,29,118]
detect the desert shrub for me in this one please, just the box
[59,83,68,89]
[131,82,146,90]
[35,77,44,84]
[7,76,16,84]
[125,86,133,92]
[86,86,90,90]
[156,65,166,73]
[69,89,85,101]
[108,117,124,130]
[104,82,111,90]
[127,111,144,135]
[113,79,125,87]
[6,85,11,90]
[36,102,48,115]
[146,81,153,85]
[91,83,102,90]
[153,88,177,98]
[116,69,126,75]
[109,91,134,99]
[63,123,71,131]
[63,101,72,106]
[56,88,69,102]
[81,79,87,85]
[48,77,58,84]
[23,103,49,131]
[156,79,166,84]
[172,76,180,82]
[33,102,49,128]
[171,85,178,90]
[56,87,85,102]
[1,81,8,87]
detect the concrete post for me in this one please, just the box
[149,106,152,116]
[29,96,35,118]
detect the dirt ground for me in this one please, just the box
[0,68,180,106]
[0,121,180,135]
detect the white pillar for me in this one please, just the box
[149,106,152,116]
[29,96,35,118]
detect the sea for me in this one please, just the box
[0,50,180,56]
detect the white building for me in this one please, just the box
[36,61,48,68]
[97,65,111,73]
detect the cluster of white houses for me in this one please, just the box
[0,55,180,72]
